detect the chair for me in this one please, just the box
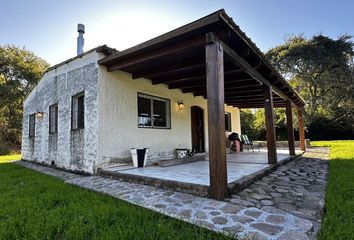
[241,135,260,152]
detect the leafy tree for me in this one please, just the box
[266,34,354,125]
[240,109,258,140]
[0,45,49,150]
[241,108,291,141]
[265,35,354,140]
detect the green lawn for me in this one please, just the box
[0,162,232,240]
[312,141,354,240]
[0,154,21,163]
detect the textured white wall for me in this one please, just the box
[21,50,242,173]
[22,52,100,173]
[96,68,241,166]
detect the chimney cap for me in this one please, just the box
[77,23,85,33]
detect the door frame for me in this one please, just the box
[190,106,205,153]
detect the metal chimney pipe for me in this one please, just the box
[77,23,85,55]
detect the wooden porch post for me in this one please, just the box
[263,85,277,164]
[205,32,228,200]
[297,108,306,151]
[285,101,295,155]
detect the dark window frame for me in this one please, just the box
[225,112,232,131]
[49,103,58,134]
[137,92,171,129]
[71,92,85,130]
[29,113,35,137]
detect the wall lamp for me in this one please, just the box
[36,111,44,119]
[177,101,184,111]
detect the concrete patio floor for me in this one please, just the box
[103,149,302,186]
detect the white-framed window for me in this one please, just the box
[137,93,171,129]
[49,103,58,134]
[71,92,85,130]
[225,112,232,131]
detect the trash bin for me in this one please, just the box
[131,148,149,167]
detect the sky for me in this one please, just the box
[1,0,353,65]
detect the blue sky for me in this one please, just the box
[1,0,353,65]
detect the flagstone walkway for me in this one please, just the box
[16,147,329,240]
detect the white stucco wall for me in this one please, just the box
[96,67,241,166]
[21,51,100,173]
[21,49,242,173]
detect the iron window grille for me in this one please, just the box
[137,93,171,129]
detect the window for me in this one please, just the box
[138,93,171,129]
[49,104,58,134]
[29,113,35,137]
[72,92,85,130]
[225,112,232,131]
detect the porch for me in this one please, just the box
[98,9,306,200]
[99,149,302,197]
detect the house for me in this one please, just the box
[21,9,305,200]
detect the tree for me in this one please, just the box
[0,45,49,151]
[266,35,353,123]
[240,109,258,140]
[266,35,354,139]
[240,108,290,141]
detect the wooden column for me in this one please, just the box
[263,85,277,164]
[297,109,306,151]
[205,33,228,200]
[285,101,295,155]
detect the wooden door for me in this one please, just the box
[191,106,205,152]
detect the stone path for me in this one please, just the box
[15,147,328,240]
[227,147,329,239]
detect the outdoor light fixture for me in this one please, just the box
[177,101,184,111]
[36,111,44,119]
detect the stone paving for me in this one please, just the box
[227,147,329,239]
[15,147,329,240]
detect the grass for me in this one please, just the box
[312,140,354,240]
[0,154,21,163]
[0,162,233,240]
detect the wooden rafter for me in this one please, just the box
[151,68,245,85]
[106,35,206,72]
[99,9,305,108]
[179,80,259,93]
[220,41,293,102]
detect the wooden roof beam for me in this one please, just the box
[152,75,204,85]
[151,68,244,85]
[235,105,264,109]
[225,94,265,99]
[226,97,284,102]
[220,41,292,103]
[132,56,238,79]
[225,89,263,95]
[194,88,263,97]
[178,81,260,93]
[106,35,206,72]
[132,61,204,79]
[167,73,255,89]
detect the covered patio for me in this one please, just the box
[99,9,306,200]
[100,149,302,197]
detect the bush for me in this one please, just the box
[308,127,354,140]
[0,142,11,155]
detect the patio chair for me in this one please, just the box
[241,135,260,152]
